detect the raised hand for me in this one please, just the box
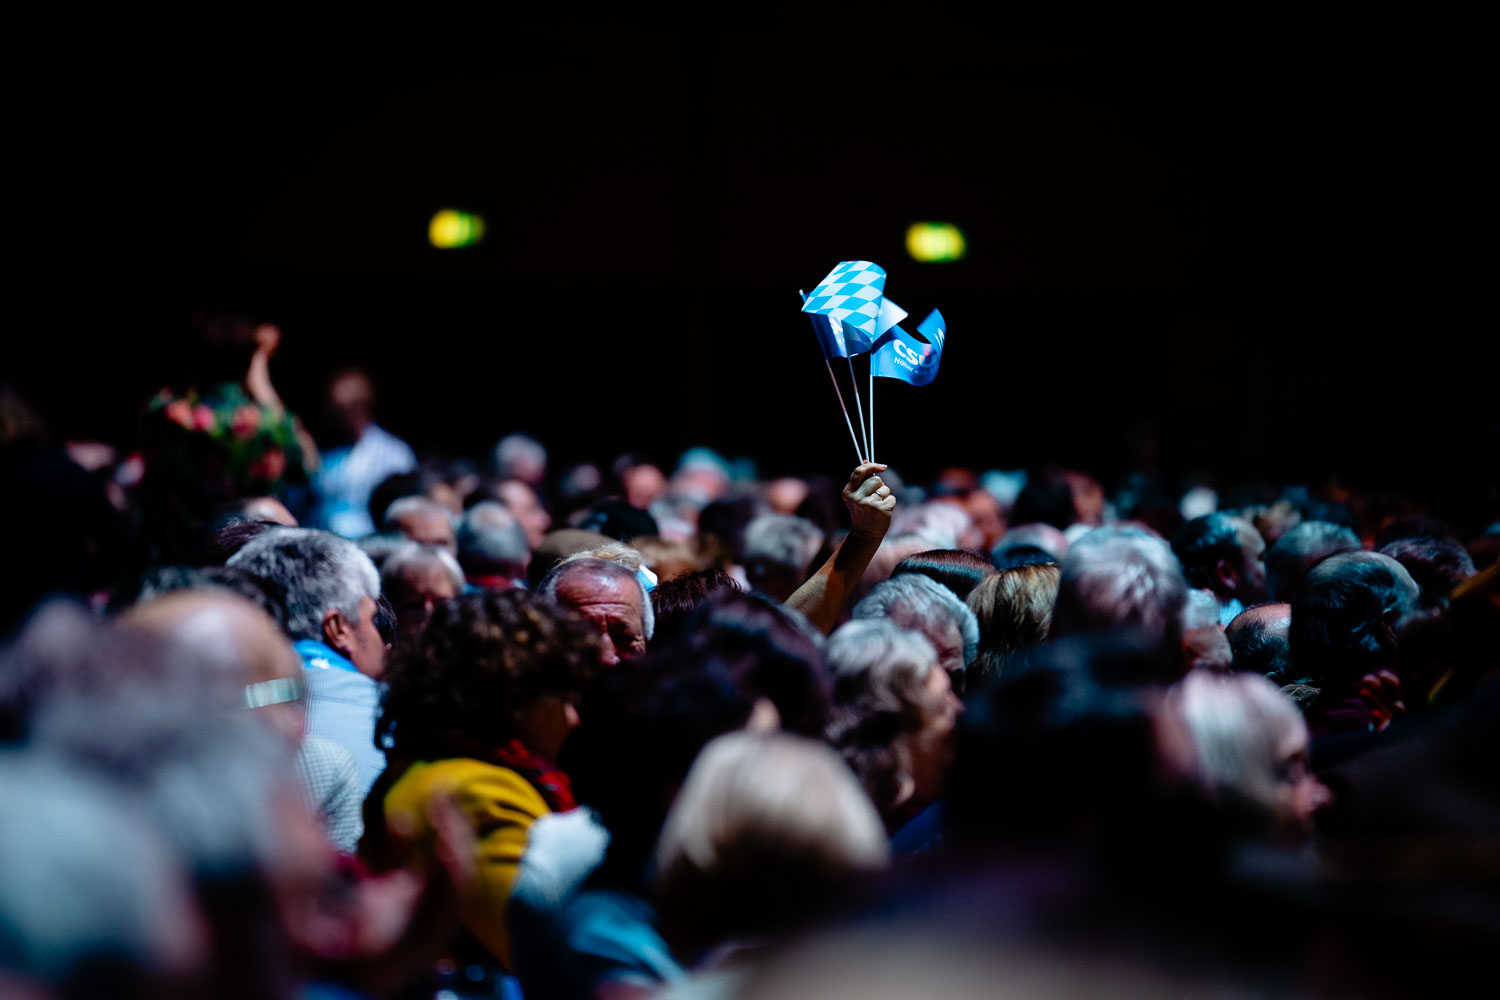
[842,461,896,540]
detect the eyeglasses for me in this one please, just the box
[244,676,306,710]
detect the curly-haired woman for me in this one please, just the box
[371,589,601,970]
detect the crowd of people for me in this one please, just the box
[1,313,1497,999]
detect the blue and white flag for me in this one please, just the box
[801,291,851,359]
[870,308,945,386]
[801,260,887,354]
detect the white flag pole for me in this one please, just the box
[802,291,865,464]
[869,358,876,464]
[826,360,865,465]
[846,355,871,461]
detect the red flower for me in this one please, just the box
[164,399,195,429]
[193,405,217,432]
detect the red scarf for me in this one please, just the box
[490,739,576,812]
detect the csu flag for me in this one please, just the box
[871,309,945,386]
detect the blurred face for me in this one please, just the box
[920,620,967,686]
[499,480,551,548]
[1234,520,1268,602]
[1271,725,1332,840]
[624,464,668,510]
[555,573,646,666]
[906,665,964,806]
[394,509,456,555]
[391,564,461,645]
[514,693,582,763]
[341,596,388,680]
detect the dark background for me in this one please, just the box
[8,5,1493,497]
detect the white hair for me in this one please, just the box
[1172,671,1306,814]
[382,495,451,533]
[538,556,655,641]
[852,573,980,668]
[381,542,464,593]
[1052,528,1188,646]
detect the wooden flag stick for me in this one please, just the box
[846,355,871,461]
[826,360,866,464]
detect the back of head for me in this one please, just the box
[227,527,379,641]
[562,645,757,864]
[1378,535,1476,607]
[1290,551,1419,689]
[1171,514,1246,593]
[575,498,659,543]
[825,618,938,710]
[1225,603,1293,681]
[948,640,1160,848]
[965,562,1061,687]
[1010,467,1078,531]
[653,731,888,959]
[1265,521,1361,602]
[891,549,994,601]
[526,529,613,589]
[1051,528,1189,671]
[687,591,829,737]
[650,568,741,647]
[743,513,825,602]
[0,753,202,999]
[456,501,530,579]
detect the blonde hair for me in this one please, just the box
[966,562,1061,685]
[654,731,889,955]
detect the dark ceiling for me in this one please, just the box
[8,5,1493,499]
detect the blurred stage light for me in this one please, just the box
[906,222,966,262]
[429,209,486,249]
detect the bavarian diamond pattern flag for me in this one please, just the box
[801,260,887,354]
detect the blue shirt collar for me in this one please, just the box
[295,638,358,673]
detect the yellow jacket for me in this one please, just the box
[384,757,550,969]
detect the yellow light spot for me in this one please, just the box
[906,222,966,263]
[429,209,486,249]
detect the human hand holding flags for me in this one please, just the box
[800,259,947,463]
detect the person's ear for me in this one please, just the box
[323,608,350,655]
[891,771,917,812]
[1378,607,1401,650]
[1214,559,1240,594]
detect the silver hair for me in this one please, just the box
[493,433,547,477]
[744,514,825,574]
[458,501,530,572]
[228,527,380,641]
[1172,671,1306,814]
[1052,528,1189,646]
[538,556,655,641]
[826,618,939,706]
[381,542,465,594]
[852,573,980,668]
[0,752,200,986]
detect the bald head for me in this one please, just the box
[1226,603,1293,680]
[120,591,303,745]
